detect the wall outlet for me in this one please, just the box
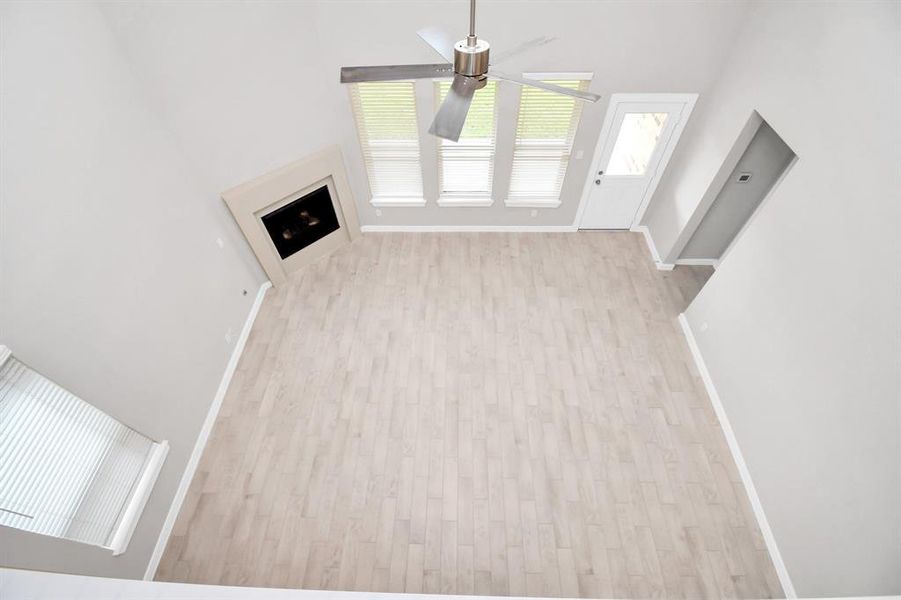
[375,209,383,217]
[216,237,224,249]
[575,150,584,160]
[224,328,234,345]
[530,209,538,218]
[700,322,708,332]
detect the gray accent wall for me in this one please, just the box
[679,121,795,260]
[644,1,901,595]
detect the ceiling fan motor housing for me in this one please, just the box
[454,38,490,78]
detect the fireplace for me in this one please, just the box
[261,185,340,260]
[222,146,360,286]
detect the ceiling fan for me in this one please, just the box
[340,0,601,142]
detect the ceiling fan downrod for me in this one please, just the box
[455,0,489,80]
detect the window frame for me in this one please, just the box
[349,81,426,208]
[434,79,499,207]
[0,344,168,555]
[505,71,593,209]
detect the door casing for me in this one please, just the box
[574,93,698,230]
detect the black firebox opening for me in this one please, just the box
[261,185,340,260]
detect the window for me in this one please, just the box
[0,346,167,553]
[350,81,424,205]
[605,112,670,175]
[508,76,591,207]
[435,80,498,206]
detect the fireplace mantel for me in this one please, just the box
[222,146,360,286]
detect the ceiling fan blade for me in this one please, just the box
[488,68,601,102]
[429,74,479,142]
[489,36,556,65]
[417,26,457,63]
[341,63,453,83]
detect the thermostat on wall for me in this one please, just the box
[737,172,753,183]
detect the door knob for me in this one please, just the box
[595,179,601,185]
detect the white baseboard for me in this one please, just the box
[632,225,675,270]
[675,258,719,269]
[360,224,578,233]
[677,314,796,598]
[143,280,272,580]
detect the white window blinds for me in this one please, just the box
[436,80,498,204]
[350,81,424,204]
[508,78,590,206]
[0,348,165,552]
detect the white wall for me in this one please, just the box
[98,0,751,229]
[97,2,345,201]
[0,2,264,578]
[645,1,901,595]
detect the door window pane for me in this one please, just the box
[606,112,669,175]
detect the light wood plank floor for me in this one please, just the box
[156,232,782,598]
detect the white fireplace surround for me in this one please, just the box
[223,146,360,286]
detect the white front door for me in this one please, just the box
[579,96,693,229]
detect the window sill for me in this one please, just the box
[504,198,562,209]
[370,198,427,208]
[437,197,494,208]
[109,440,169,555]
